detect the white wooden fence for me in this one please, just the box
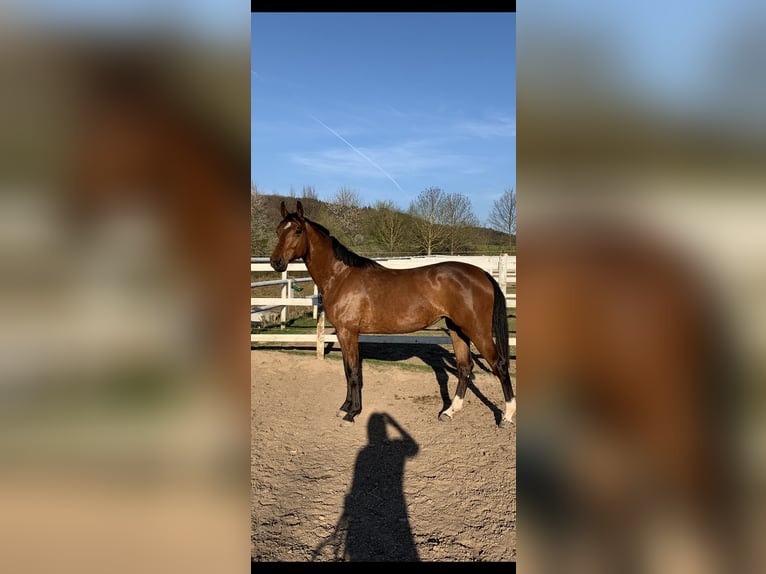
[251,254,516,360]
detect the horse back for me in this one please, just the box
[326,261,496,333]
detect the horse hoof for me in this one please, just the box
[499,418,514,429]
[438,412,453,423]
[339,418,354,427]
[336,410,346,418]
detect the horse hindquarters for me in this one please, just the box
[442,273,515,427]
[470,274,515,427]
[489,275,516,426]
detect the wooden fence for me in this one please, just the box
[251,254,516,359]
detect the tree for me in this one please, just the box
[301,185,318,201]
[408,186,449,255]
[297,185,320,219]
[442,192,479,255]
[371,200,407,255]
[487,188,516,249]
[250,182,272,255]
[326,186,363,245]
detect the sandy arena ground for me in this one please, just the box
[251,344,516,562]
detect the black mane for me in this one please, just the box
[305,218,381,269]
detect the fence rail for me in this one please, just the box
[251,254,516,359]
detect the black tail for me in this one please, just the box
[486,272,509,366]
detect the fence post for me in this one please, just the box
[312,284,318,320]
[316,295,325,360]
[498,253,508,295]
[280,270,288,330]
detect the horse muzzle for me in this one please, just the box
[270,256,287,272]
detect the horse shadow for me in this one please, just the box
[354,341,514,426]
[312,412,420,561]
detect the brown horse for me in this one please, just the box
[518,213,738,573]
[65,54,251,417]
[270,200,516,427]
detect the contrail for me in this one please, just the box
[309,114,404,193]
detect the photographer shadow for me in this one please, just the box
[312,412,420,561]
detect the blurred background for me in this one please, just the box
[2,0,766,571]
[0,2,250,573]
[517,1,766,573]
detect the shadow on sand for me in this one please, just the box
[311,412,420,561]
[360,342,509,426]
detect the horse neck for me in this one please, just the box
[74,99,243,270]
[303,223,349,294]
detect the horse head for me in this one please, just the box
[270,200,308,272]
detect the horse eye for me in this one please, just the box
[295,228,302,235]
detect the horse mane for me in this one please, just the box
[305,218,382,269]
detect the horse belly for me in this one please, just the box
[360,299,440,334]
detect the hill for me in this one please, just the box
[251,193,515,258]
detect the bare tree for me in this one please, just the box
[442,192,479,255]
[326,186,363,244]
[487,187,516,248]
[408,186,449,255]
[296,184,320,219]
[250,182,272,255]
[371,199,407,255]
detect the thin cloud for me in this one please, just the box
[289,139,479,179]
[454,114,516,138]
[308,114,404,193]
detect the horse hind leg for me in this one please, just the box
[466,328,515,428]
[439,321,474,423]
[501,373,516,428]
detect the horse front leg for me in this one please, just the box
[336,328,362,425]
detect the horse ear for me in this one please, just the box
[296,200,304,219]
[280,201,288,218]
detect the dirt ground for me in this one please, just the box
[251,343,516,562]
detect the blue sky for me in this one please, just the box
[14,0,246,44]
[519,0,765,133]
[251,12,516,224]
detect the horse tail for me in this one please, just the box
[486,271,509,366]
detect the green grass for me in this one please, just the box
[264,348,439,373]
[252,314,321,334]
